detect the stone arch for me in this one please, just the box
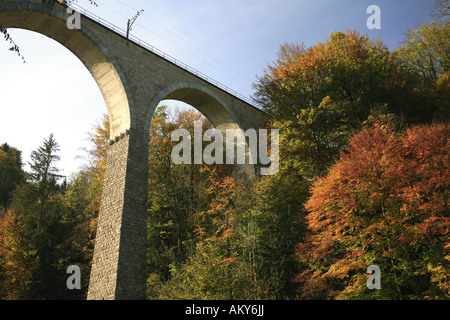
[146,82,258,178]
[145,82,242,134]
[0,1,134,139]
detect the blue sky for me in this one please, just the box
[0,0,437,177]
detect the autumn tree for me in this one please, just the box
[253,31,416,122]
[0,143,25,209]
[296,123,449,300]
[250,29,448,300]
[146,106,278,300]
[151,173,245,300]
[395,20,450,121]
[254,31,418,181]
[80,113,110,183]
[396,20,449,82]
[0,209,35,299]
[248,32,406,297]
[151,168,274,300]
[10,134,67,299]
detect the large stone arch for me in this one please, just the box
[0,0,134,139]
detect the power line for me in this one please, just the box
[112,0,255,87]
[71,1,256,105]
[134,22,253,90]
[95,0,251,89]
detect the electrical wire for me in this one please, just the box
[110,0,255,90]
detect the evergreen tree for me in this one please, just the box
[28,133,64,230]
[11,134,66,299]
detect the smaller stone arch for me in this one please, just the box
[146,82,260,178]
[145,82,243,134]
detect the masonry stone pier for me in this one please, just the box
[0,0,267,300]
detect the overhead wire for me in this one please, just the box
[108,0,255,92]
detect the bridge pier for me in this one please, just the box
[87,129,149,300]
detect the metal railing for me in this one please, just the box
[70,3,257,108]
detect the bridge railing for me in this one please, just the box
[69,3,257,108]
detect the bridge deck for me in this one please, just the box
[69,2,258,109]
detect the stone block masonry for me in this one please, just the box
[87,129,149,300]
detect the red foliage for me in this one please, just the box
[297,123,449,299]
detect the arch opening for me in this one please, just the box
[0,27,109,177]
[146,84,257,178]
[0,3,133,140]
[146,83,243,134]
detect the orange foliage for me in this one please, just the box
[0,209,35,299]
[88,113,110,183]
[297,123,449,299]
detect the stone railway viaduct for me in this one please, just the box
[0,0,267,299]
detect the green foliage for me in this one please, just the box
[396,20,450,81]
[0,143,25,209]
[150,241,249,300]
[394,20,450,122]
[146,106,212,281]
[249,172,307,299]
[0,209,35,299]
